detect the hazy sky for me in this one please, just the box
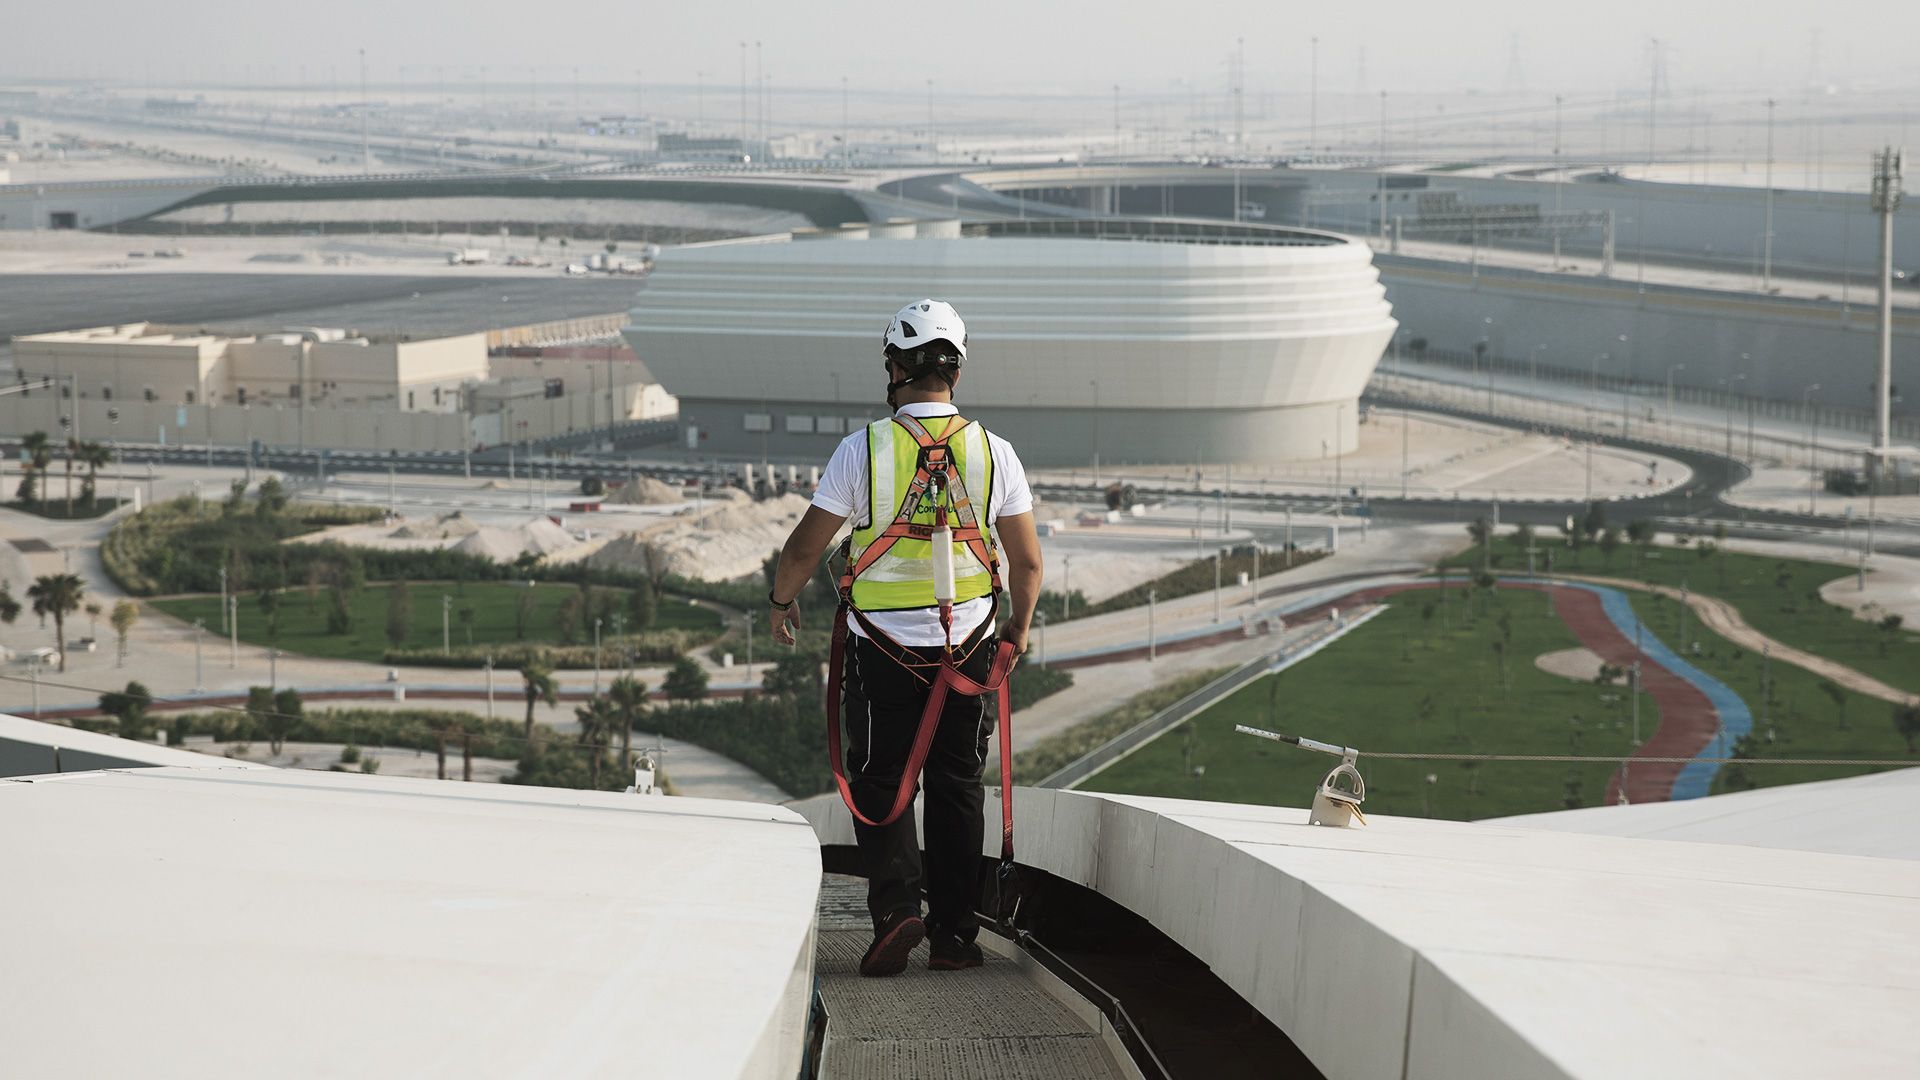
[12,0,1919,99]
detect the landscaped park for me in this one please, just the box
[1074,520,1920,820]
[149,580,721,665]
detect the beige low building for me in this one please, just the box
[10,324,489,413]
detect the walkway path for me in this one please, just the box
[1562,573,1919,709]
[813,874,1127,1079]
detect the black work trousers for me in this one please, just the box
[841,631,996,944]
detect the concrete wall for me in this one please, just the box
[16,329,489,414]
[470,380,670,446]
[0,394,473,453]
[676,396,1358,468]
[1376,253,1920,419]
[12,332,222,405]
[978,165,1920,279]
[0,177,218,231]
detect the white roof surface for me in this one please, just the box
[797,788,1920,1078]
[1495,767,1920,861]
[1,765,821,1079]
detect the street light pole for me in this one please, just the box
[1089,378,1101,487]
[1213,549,1222,623]
[1144,584,1159,661]
[1762,99,1776,291]
[1665,363,1686,431]
[593,617,603,695]
[228,595,238,669]
[194,619,204,691]
[1061,555,1073,620]
[1803,383,1822,513]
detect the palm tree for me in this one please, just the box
[20,431,51,512]
[77,441,112,508]
[519,662,557,742]
[574,696,619,789]
[27,573,85,672]
[607,675,649,774]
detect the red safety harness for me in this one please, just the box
[823,414,1022,921]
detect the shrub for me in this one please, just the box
[664,656,710,701]
[382,630,699,670]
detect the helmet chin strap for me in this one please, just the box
[885,362,956,411]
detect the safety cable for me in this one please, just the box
[1358,751,1913,766]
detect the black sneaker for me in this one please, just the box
[927,935,984,971]
[859,912,926,977]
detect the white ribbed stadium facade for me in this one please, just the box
[622,219,1397,466]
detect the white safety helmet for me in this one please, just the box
[882,299,968,362]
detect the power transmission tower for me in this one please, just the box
[1504,33,1525,93]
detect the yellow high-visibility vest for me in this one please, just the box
[848,415,996,612]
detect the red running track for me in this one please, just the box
[1285,580,1720,804]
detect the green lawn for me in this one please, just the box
[1082,586,1646,820]
[152,582,721,663]
[1081,571,1915,818]
[1449,534,1920,696]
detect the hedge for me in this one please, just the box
[383,630,703,670]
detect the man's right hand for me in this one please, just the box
[1000,621,1029,656]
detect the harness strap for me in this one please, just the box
[842,415,1002,595]
[826,600,1017,862]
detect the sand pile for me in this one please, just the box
[589,493,811,581]
[452,528,529,563]
[605,476,685,505]
[515,516,579,555]
[390,511,481,540]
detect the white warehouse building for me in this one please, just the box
[622,218,1397,466]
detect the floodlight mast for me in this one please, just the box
[1870,147,1903,479]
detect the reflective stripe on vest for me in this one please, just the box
[849,416,995,612]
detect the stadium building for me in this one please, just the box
[622,218,1397,466]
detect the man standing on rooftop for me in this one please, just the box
[767,299,1043,976]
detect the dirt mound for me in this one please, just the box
[452,528,528,563]
[588,493,811,581]
[515,516,578,555]
[605,476,685,505]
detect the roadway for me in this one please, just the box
[0,272,642,340]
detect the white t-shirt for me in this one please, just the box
[811,401,1033,646]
